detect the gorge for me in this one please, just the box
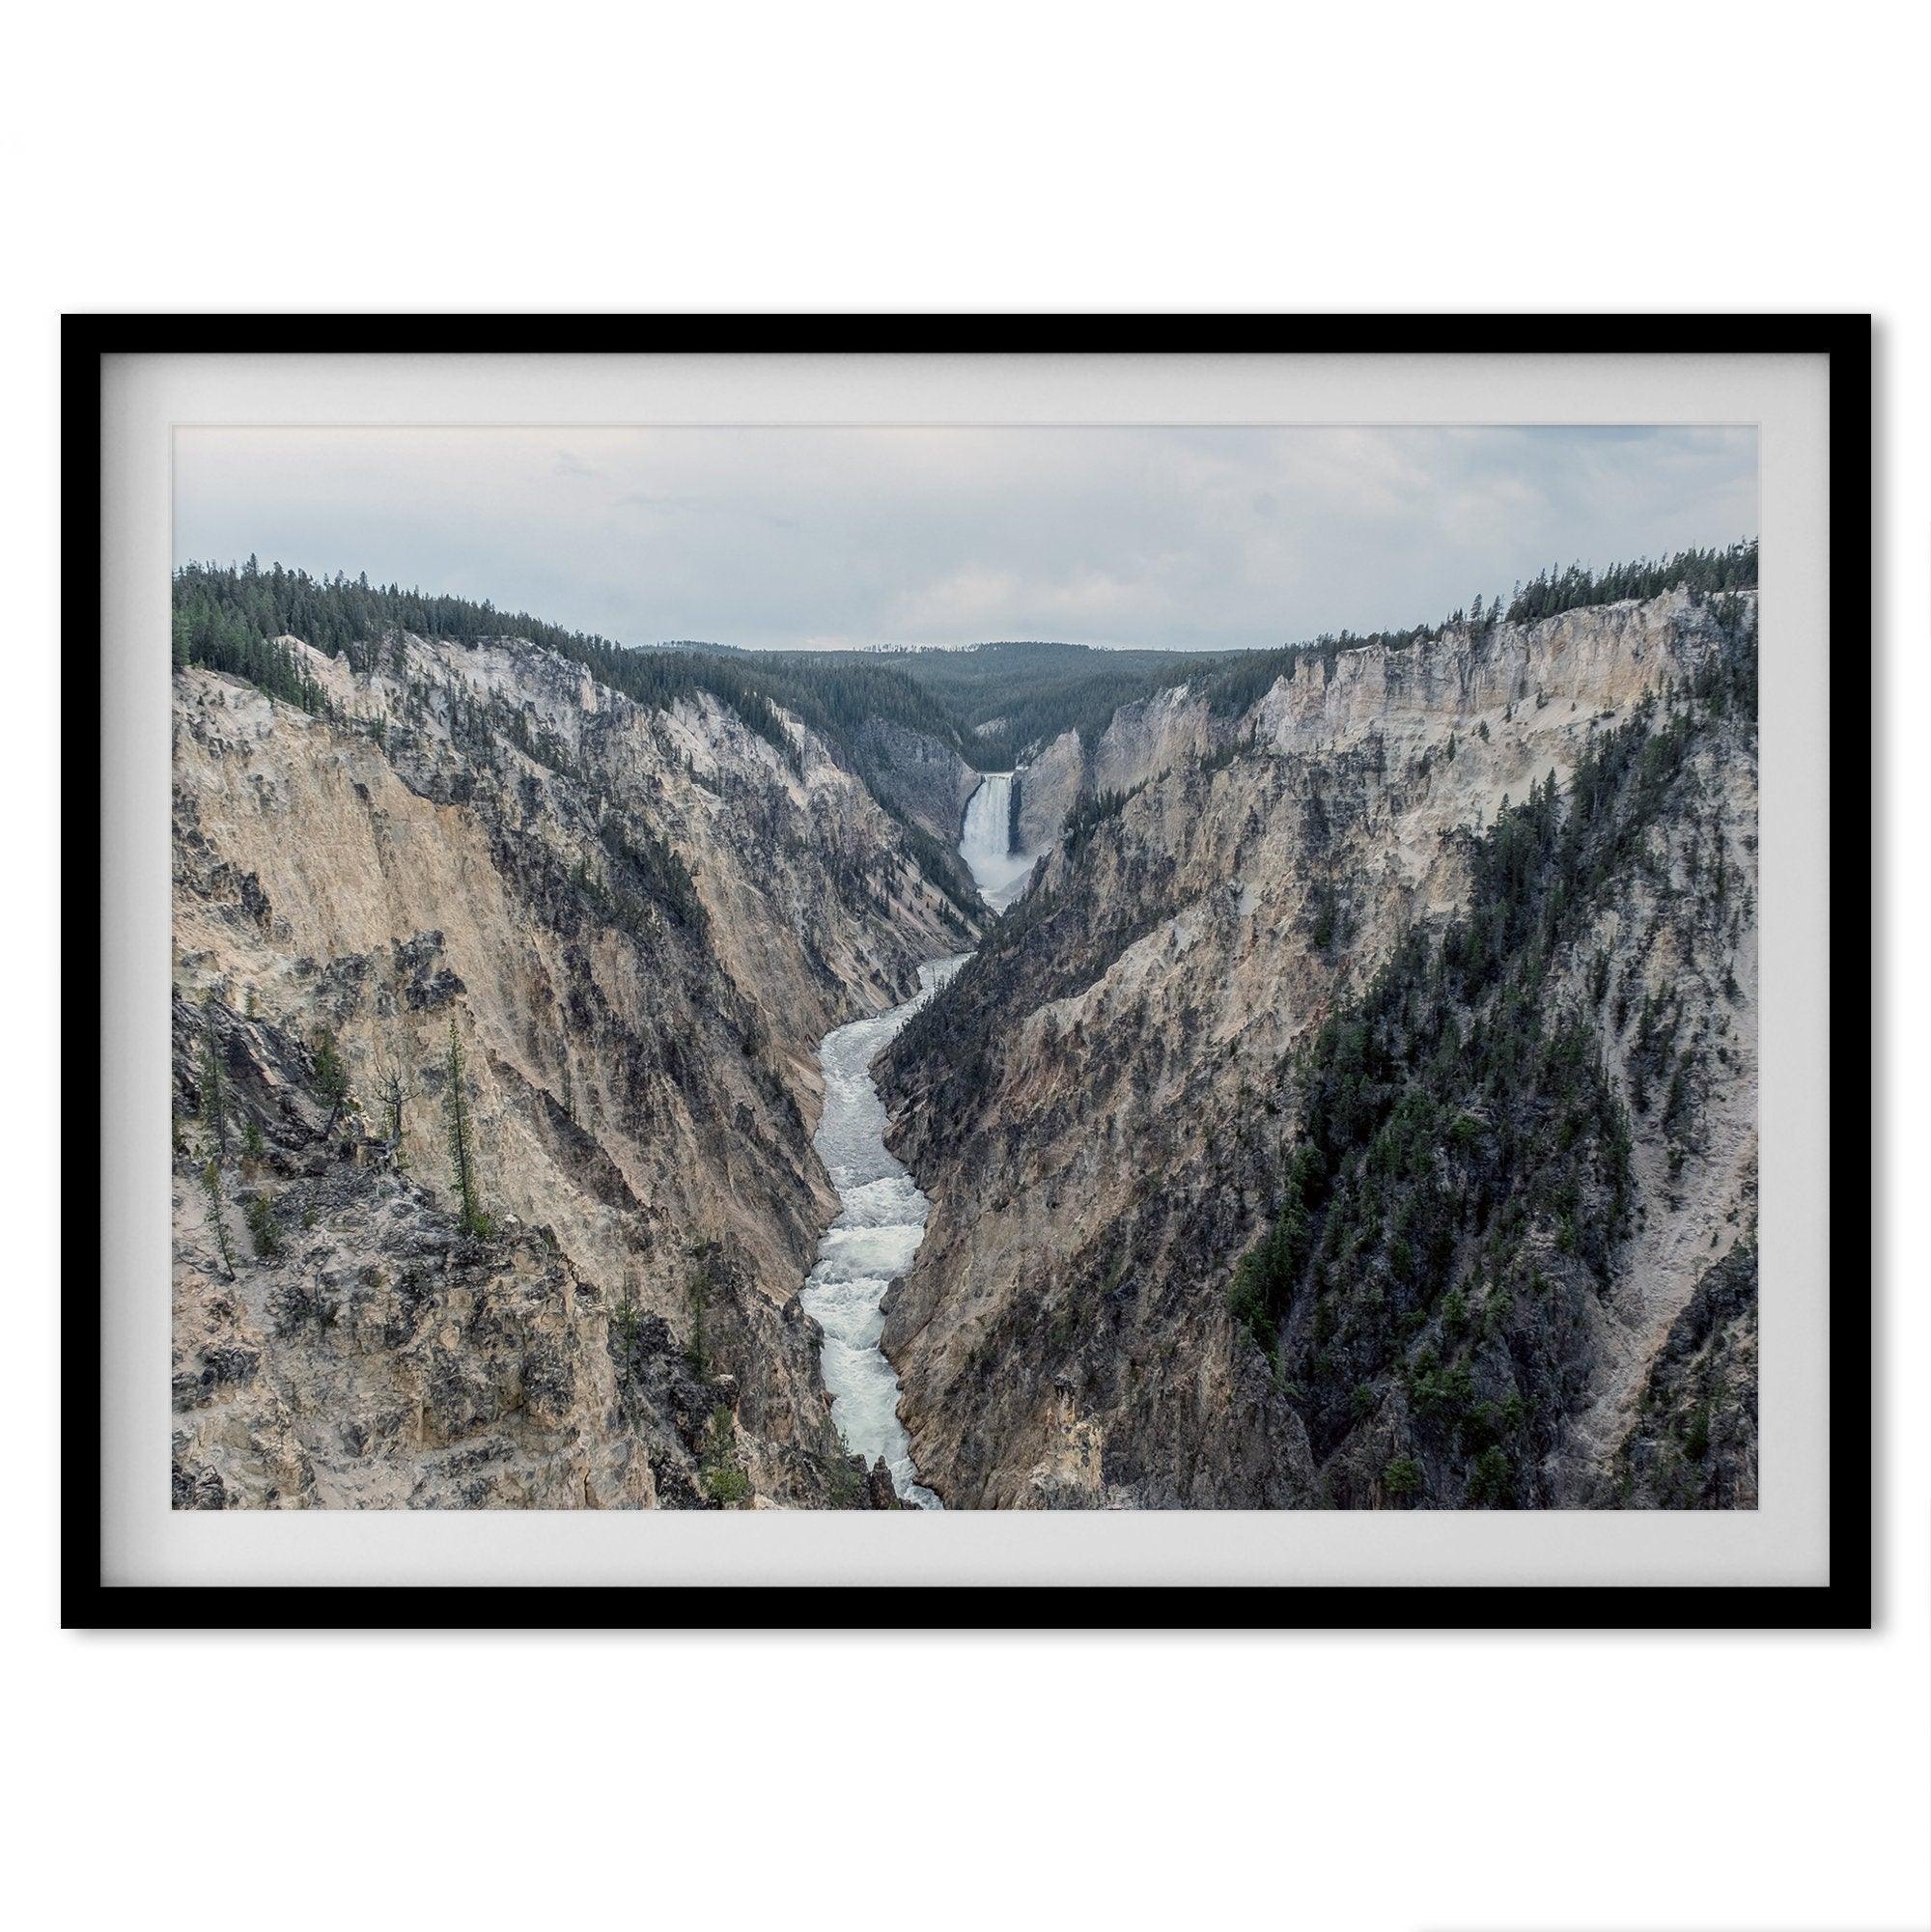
[170,547,1761,1512]
[798,770,1039,1502]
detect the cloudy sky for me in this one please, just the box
[174,426,1757,655]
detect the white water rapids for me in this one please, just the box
[798,771,1032,1505]
[799,955,966,1506]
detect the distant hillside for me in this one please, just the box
[766,543,1758,768]
[762,639,1201,768]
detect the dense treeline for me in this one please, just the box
[173,573,333,714]
[173,560,998,784]
[174,558,984,924]
[1227,610,1757,1505]
[738,654,974,760]
[174,560,802,760]
[178,544,1758,785]
[1503,541,1757,627]
[1151,620,1445,722]
[1145,544,1758,727]
[806,543,1760,766]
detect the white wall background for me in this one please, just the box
[8,5,1921,1927]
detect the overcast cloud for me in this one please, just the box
[174,426,1758,655]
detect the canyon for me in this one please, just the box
[172,563,1759,1511]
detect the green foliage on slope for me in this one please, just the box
[1228,603,1757,1503]
[172,560,991,920]
[178,544,1759,784]
[781,544,1756,769]
[761,640,1198,769]
[736,654,977,756]
[173,575,332,715]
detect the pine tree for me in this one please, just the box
[442,1015,487,1237]
[312,1028,351,1132]
[245,1190,282,1259]
[201,1158,234,1277]
[686,1263,711,1377]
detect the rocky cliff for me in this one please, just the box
[172,630,975,1508]
[879,589,1759,1508]
[854,717,983,848]
[1012,684,1214,856]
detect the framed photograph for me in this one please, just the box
[70,317,1869,1626]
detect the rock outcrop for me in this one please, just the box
[1584,1240,1758,1509]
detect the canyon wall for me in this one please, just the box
[880,591,1759,1508]
[172,632,975,1508]
[854,716,983,848]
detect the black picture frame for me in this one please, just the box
[66,314,1873,1630]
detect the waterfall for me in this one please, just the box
[960,772,1034,911]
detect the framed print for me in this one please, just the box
[69,316,1870,1626]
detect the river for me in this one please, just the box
[798,772,1029,1505]
[798,955,965,1506]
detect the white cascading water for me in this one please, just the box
[799,955,966,1507]
[798,770,1035,1506]
[958,771,1034,910]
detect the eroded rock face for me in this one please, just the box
[1012,727,1089,854]
[1014,590,1717,852]
[1584,1242,1758,1509]
[854,718,983,847]
[880,592,1758,1508]
[172,590,1760,1514]
[172,631,978,1508]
